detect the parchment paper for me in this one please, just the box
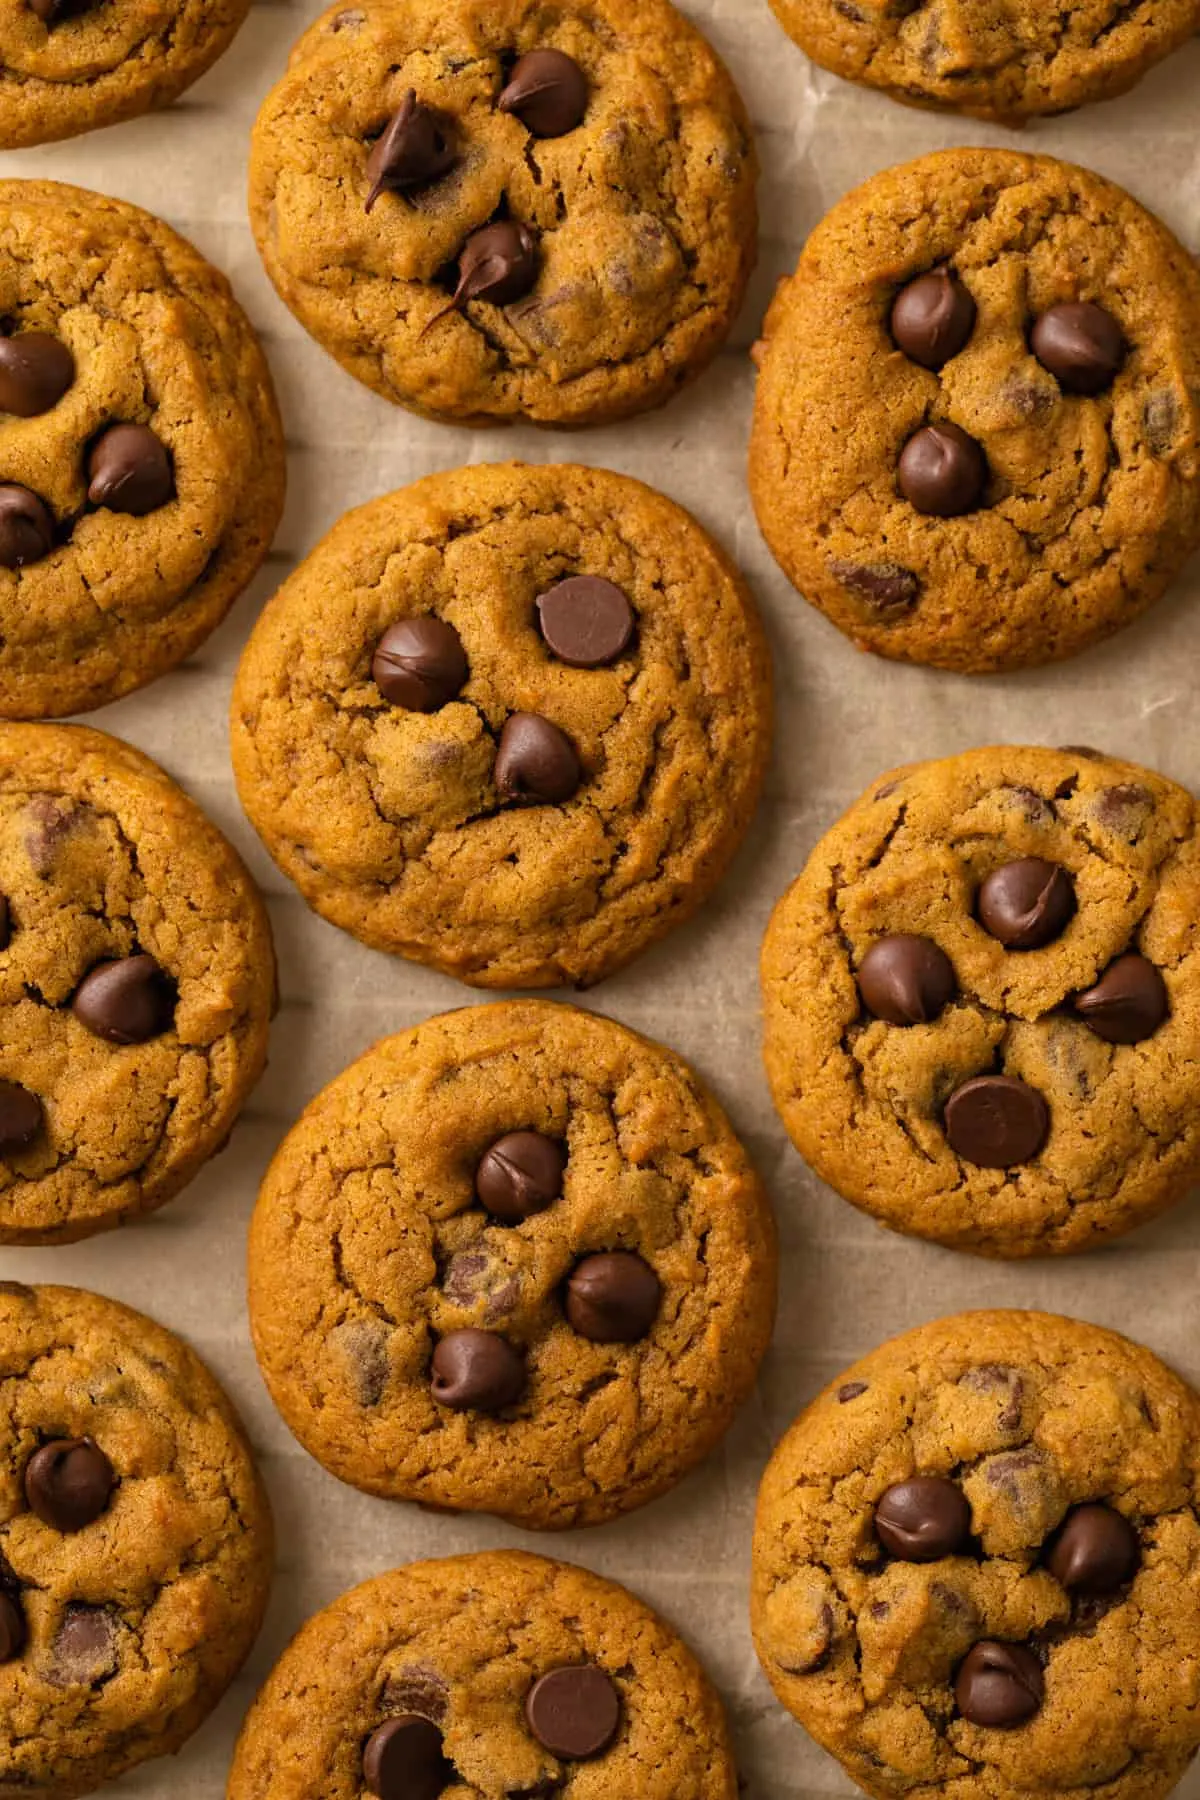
[4,4,1200,1793]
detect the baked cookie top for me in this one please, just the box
[228,1550,736,1800]
[0,1282,273,1800]
[762,745,1200,1257]
[248,1001,776,1529]
[232,461,771,989]
[0,723,275,1246]
[752,1310,1200,1800]
[0,0,250,148]
[249,0,757,426]
[0,179,284,720]
[750,149,1200,675]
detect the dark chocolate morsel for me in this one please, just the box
[890,269,976,370]
[828,558,920,617]
[525,1664,621,1759]
[1074,953,1168,1045]
[72,954,175,1045]
[1046,1504,1139,1594]
[495,713,581,804]
[430,1329,525,1412]
[898,422,987,517]
[24,1437,115,1532]
[372,618,468,711]
[476,1130,565,1223]
[0,1080,42,1154]
[565,1252,661,1343]
[365,91,457,211]
[955,1640,1045,1728]
[0,1592,24,1662]
[0,331,75,417]
[362,1714,453,1800]
[0,484,54,568]
[875,1476,972,1562]
[1031,302,1125,396]
[454,221,539,308]
[499,49,588,138]
[943,1075,1049,1168]
[87,423,174,515]
[535,576,635,668]
[858,935,956,1026]
[978,858,1076,950]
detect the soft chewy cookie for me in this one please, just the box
[750,149,1200,675]
[0,180,284,719]
[752,1311,1200,1800]
[232,462,770,989]
[229,1550,736,1800]
[0,722,275,1245]
[762,744,1200,1258]
[249,0,756,426]
[0,1282,273,1800]
[248,1001,775,1529]
[0,0,251,147]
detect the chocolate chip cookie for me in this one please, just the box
[752,1310,1200,1800]
[229,1549,736,1800]
[0,0,251,147]
[750,149,1200,674]
[0,722,275,1245]
[231,462,770,988]
[0,179,284,720]
[247,1000,776,1529]
[762,744,1200,1258]
[0,1282,273,1799]
[248,0,757,426]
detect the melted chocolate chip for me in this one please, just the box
[494,714,581,804]
[1046,1505,1139,1594]
[373,618,468,711]
[72,954,175,1045]
[535,577,635,668]
[476,1131,565,1223]
[565,1253,661,1343]
[978,858,1075,950]
[0,1080,42,1155]
[453,221,539,308]
[25,1437,115,1531]
[525,1665,620,1760]
[898,422,987,517]
[49,1605,116,1687]
[828,559,920,618]
[858,935,956,1025]
[87,424,174,515]
[837,1381,868,1403]
[0,1592,24,1662]
[889,269,976,369]
[943,1075,1049,1168]
[363,1715,453,1800]
[875,1477,972,1562]
[499,49,588,137]
[0,331,74,417]
[1031,302,1125,396]
[0,484,54,568]
[366,92,457,210]
[1074,953,1167,1044]
[430,1329,525,1412]
[955,1640,1044,1728]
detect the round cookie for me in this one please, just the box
[229,1549,736,1800]
[0,722,275,1246]
[231,462,771,989]
[766,0,1200,124]
[750,149,1200,675]
[0,1282,273,1800]
[249,0,757,427]
[0,179,284,720]
[0,0,251,148]
[247,1000,776,1529]
[752,1310,1200,1800]
[761,744,1200,1258]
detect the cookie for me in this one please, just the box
[766,0,1200,124]
[231,461,770,989]
[247,1000,776,1529]
[0,722,275,1245]
[0,179,284,720]
[752,1310,1200,1800]
[0,0,251,147]
[248,0,756,426]
[229,1549,736,1800]
[761,744,1200,1258]
[749,149,1200,675]
[0,1282,273,1800]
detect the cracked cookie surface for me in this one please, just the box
[0,723,275,1245]
[0,180,284,720]
[749,149,1200,675]
[0,1282,273,1800]
[752,1310,1200,1800]
[231,461,771,989]
[761,745,1200,1257]
[248,0,757,426]
[247,1001,776,1529]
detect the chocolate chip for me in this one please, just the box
[525,1665,620,1760]
[838,1381,868,1403]
[535,577,635,668]
[476,1130,565,1223]
[363,1715,453,1800]
[24,794,78,874]
[1143,391,1180,457]
[495,714,581,804]
[898,422,986,516]
[332,1318,390,1406]
[0,484,54,568]
[944,1075,1049,1168]
[565,1253,661,1343]
[955,1641,1044,1728]
[828,558,920,618]
[372,618,468,711]
[454,221,539,308]
[0,1593,24,1662]
[382,1666,449,1724]
[49,1605,116,1687]
[499,49,588,137]
[1031,302,1124,396]
[0,331,74,417]
[1094,783,1154,840]
[1074,953,1167,1045]
[24,1437,115,1531]
[71,954,175,1045]
[1047,1504,1139,1594]
[889,269,976,370]
[0,1080,42,1155]
[978,858,1075,950]
[87,423,174,515]
[365,91,457,212]
[858,935,956,1026]
[430,1329,525,1412]
[875,1477,971,1562]
[27,0,89,22]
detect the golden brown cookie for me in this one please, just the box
[749,149,1200,675]
[231,462,770,989]
[761,744,1200,1258]
[0,1282,273,1800]
[249,0,757,426]
[0,722,275,1246]
[247,1001,776,1529]
[752,1310,1200,1800]
[0,180,284,720]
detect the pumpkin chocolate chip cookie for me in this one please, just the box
[248,0,757,426]
[762,744,1200,1258]
[247,1001,776,1529]
[752,1310,1200,1800]
[750,149,1200,675]
[231,462,771,989]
